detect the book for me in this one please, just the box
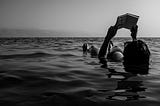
[116,13,139,29]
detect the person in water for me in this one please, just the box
[83,24,150,74]
[82,26,124,61]
[82,40,123,61]
[82,44,99,58]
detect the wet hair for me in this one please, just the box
[123,40,150,74]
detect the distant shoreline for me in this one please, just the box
[0,37,159,39]
[0,29,159,38]
[0,35,159,38]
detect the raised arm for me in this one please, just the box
[130,25,138,41]
[98,26,118,63]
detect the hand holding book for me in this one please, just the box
[115,13,139,30]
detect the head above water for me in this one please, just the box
[108,46,124,62]
[89,45,99,58]
[123,40,150,74]
[112,51,124,62]
[123,40,150,65]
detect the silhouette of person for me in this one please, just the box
[98,23,150,74]
[83,18,150,74]
[82,43,88,55]
[82,43,99,58]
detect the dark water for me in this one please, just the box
[0,37,160,106]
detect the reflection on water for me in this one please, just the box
[105,68,148,101]
[0,37,159,106]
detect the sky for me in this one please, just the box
[0,0,160,37]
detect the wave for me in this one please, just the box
[0,52,79,60]
[59,53,78,57]
[0,52,54,59]
[0,37,160,105]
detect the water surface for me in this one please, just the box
[0,37,159,106]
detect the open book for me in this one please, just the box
[116,13,139,29]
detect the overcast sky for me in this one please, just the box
[0,0,160,37]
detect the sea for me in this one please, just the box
[0,36,160,106]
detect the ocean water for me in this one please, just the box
[0,37,160,106]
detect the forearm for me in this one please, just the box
[98,35,111,59]
[98,26,117,60]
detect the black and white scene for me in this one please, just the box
[0,0,160,106]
